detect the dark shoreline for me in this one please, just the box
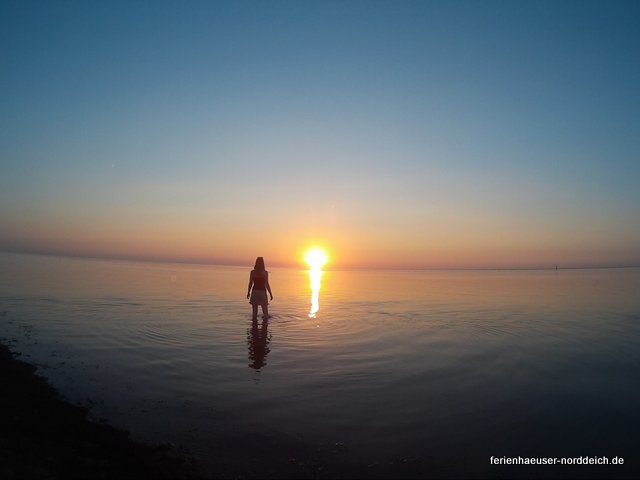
[0,342,206,480]
[3,337,637,480]
[0,340,393,480]
[0,341,447,480]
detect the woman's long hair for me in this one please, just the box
[254,257,266,272]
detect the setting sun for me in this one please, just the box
[304,248,328,270]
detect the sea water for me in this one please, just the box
[1,252,639,478]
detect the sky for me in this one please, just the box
[1,0,639,269]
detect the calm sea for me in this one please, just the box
[1,252,639,478]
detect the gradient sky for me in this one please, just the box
[2,0,639,269]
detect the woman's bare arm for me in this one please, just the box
[266,272,273,300]
[247,270,254,298]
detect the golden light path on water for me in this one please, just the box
[304,248,328,318]
[308,267,322,318]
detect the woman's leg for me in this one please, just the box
[262,303,269,319]
[252,304,258,320]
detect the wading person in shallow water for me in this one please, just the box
[247,257,273,320]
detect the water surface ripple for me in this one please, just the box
[1,253,639,478]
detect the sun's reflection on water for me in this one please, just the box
[304,248,327,318]
[308,266,323,318]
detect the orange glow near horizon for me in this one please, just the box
[3,215,638,270]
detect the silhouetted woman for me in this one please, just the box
[247,257,273,320]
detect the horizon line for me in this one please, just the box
[1,248,639,273]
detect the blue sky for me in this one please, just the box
[1,0,639,268]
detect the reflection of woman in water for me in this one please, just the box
[247,320,271,370]
[247,257,274,320]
